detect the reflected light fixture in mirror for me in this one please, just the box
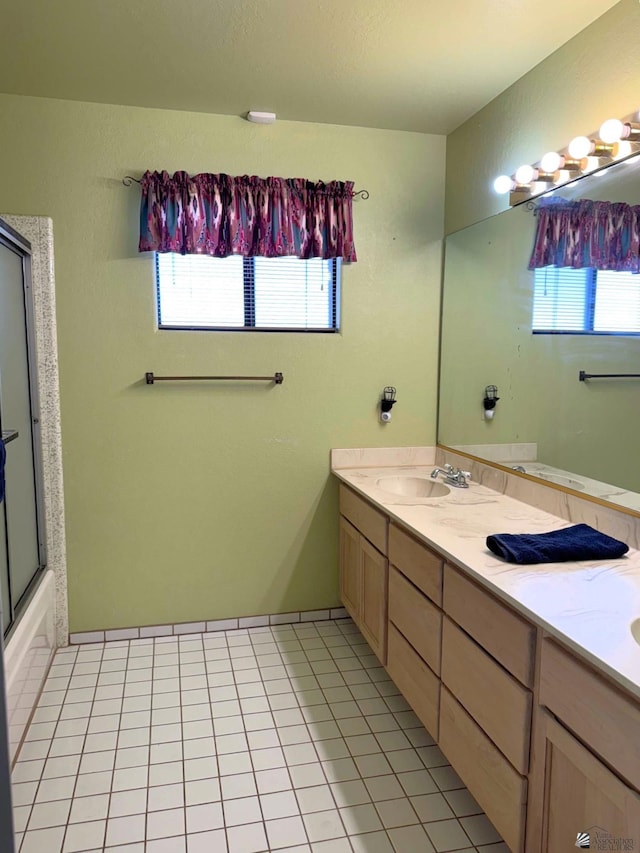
[493,108,640,206]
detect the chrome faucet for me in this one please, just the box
[431,464,471,488]
[512,465,526,473]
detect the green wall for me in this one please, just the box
[445,0,640,233]
[0,94,445,632]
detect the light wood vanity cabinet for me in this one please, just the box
[535,713,640,852]
[336,482,640,853]
[528,638,640,851]
[338,486,388,663]
[441,566,534,852]
[386,523,443,739]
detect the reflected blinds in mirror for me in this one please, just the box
[532,266,640,334]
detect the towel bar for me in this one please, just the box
[579,371,640,381]
[145,372,283,385]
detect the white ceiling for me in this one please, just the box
[0,0,621,134]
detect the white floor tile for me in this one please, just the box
[374,797,420,829]
[410,792,455,822]
[21,825,66,853]
[63,819,107,852]
[147,835,187,852]
[295,784,335,815]
[425,818,473,852]
[224,794,264,826]
[303,808,346,842]
[187,829,228,852]
[259,789,300,820]
[350,830,395,853]
[14,619,505,853]
[109,787,148,817]
[460,813,502,846]
[387,824,435,853]
[265,814,308,848]
[221,772,258,799]
[74,770,113,797]
[185,801,224,833]
[226,822,269,853]
[147,807,185,840]
[147,782,185,812]
[68,793,109,823]
[106,813,146,846]
[339,803,383,835]
[254,767,292,794]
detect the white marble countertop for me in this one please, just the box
[332,460,640,700]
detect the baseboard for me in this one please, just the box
[69,607,350,645]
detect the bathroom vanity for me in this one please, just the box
[332,450,640,853]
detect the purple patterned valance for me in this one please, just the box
[528,197,640,272]
[138,170,357,261]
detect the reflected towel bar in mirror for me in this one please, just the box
[579,371,640,381]
[145,372,284,385]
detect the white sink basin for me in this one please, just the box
[631,619,640,646]
[537,472,585,491]
[376,476,450,498]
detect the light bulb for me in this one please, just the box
[540,151,562,173]
[568,136,593,159]
[599,118,624,143]
[493,175,514,194]
[515,164,536,184]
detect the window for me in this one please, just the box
[156,254,340,332]
[532,266,640,335]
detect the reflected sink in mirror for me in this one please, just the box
[631,619,640,647]
[375,476,450,498]
[536,473,585,491]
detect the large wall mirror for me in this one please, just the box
[438,155,640,513]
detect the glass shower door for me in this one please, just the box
[0,232,45,633]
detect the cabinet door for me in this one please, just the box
[359,537,388,664]
[540,714,640,852]
[339,516,361,621]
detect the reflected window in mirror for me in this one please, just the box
[532,266,640,335]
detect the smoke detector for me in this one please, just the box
[247,111,276,124]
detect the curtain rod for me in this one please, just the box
[122,175,369,199]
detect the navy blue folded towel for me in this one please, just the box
[486,523,629,564]
[0,438,5,504]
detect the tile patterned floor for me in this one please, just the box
[11,618,509,852]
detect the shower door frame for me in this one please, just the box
[0,220,47,636]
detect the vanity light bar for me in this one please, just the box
[493,109,640,206]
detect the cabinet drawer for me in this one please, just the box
[389,524,443,605]
[540,639,640,791]
[443,565,535,687]
[441,617,531,774]
[389,566,441,675]
[339,485,388,555]
[386,623,439,740]
[440,687,527,853]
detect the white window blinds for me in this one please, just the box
[156,254,340,332]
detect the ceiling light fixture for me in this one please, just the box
[247,111,277,124]
[492,108,640,206]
